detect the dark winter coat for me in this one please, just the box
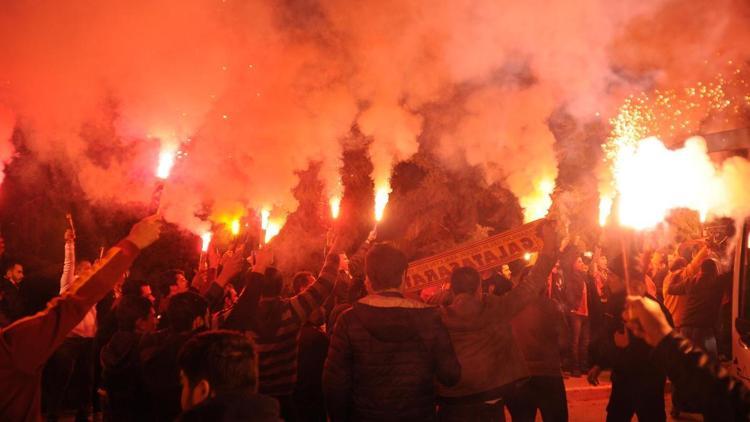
[323,292,460,421]
[436,253,556,401]
[0,278,25,327]
[294,324,329,422]
[176,391,280,422]
[100,331,146,421]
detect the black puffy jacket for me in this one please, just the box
[323,292,460,421]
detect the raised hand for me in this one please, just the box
[125,215,163,250]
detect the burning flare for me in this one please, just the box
[264,221,281,244]
[230,219,240,236]
[520,178,555,222]
[260,209,270,231]
[200,232,212,252]
[374,186,390,222]
[156,149,176,180]
[329,196,341,219]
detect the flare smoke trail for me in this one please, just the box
[0,0,749,233]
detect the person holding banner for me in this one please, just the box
[430,218,559,421]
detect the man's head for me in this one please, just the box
[501,264,512,280]
[178,330,258,410]
[598,255,608,270]
[574,256,588,273]
[260,267,284,298]
[450,267,481,296]
[160,269,189,297]
[167,292,209,333]
[122,278,155,304]
[365,243,408,292]
[4,262,23,285]
[699,258,718,280]
[115,295,156,333]
[292,271,316,295]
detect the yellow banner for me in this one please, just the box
[403,219,545,292]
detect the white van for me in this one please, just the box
[732,220,750,386]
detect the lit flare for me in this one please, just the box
[201,232,212,252]
[156,150,176,180]
[374,187,389,222]
[330,196,341,219]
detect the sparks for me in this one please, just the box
[329,196,341,219]
[374,187,390,222]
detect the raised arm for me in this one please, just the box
[60,229,76,294]
[486,220,559,320]
[0,215,162,374]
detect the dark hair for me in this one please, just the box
[122,278,150,297]
[167,292,208,332]
[677,242,699,262]
[292,271,315,295]
[365,243,408,291]
[115,295,153,331]
[3,261,22,274]
[261,267,284,297]
[610,253,645,288]
[178,330,258,395]
[450,267,481,294]
[159,269,185,296]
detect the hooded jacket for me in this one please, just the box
[177,391,280,422]
[435,252,556,401]
[323,292,460,421]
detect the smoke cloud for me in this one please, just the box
[0,0,748,234]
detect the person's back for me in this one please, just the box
[681,259,723,329]
[323,243,460,421]
[139,292,208,422]
[512,295,567,378]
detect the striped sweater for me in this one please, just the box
[227,253,339,397]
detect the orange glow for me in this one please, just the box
[598,195,614,227]
[520,178,555,222]
[330,196,341,219]
[374,187,389,222]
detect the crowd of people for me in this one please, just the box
[0,214,747,421]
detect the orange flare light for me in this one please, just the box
[520,178,555,223]
[156,150,176,180]
[264,221,281,244]
[230,219,240,236]
[201,232,212,252]
[330,196,341,219]
[374,187,389,222]
[260,209,270,230]
[598,195,614,227]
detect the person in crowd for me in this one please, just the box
[563,253,592,377]
[44,229,97,422]
[0,260,26,327]
[323,242,461,421]
[647,249,669,303]
[139,291,209,422]
[176,330,279,421]
[625,295,750,421]
[589,248,610,305]
[667,258,724,358]
[426,220,558,421]
[122,278,156,305]
[291,271,329,422]
[587,254,672,422]
[662,240,708,416]
[158,269,191,314]
[100,294,157,420]
[507,268,570,421]
[225,238,343,420]
[483,264,514,296]
[0,215,162,421]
